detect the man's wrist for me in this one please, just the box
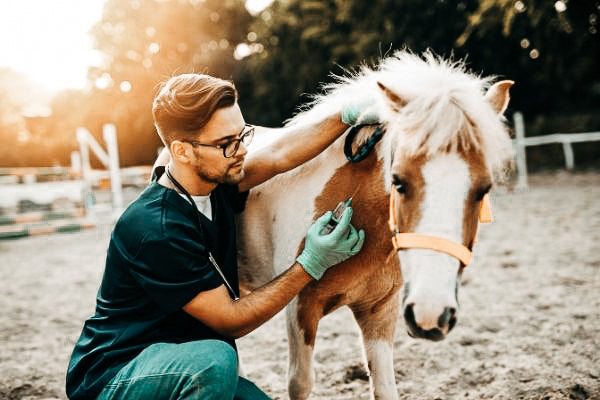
[294,257,321,281]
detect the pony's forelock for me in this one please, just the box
[287,50,514,183]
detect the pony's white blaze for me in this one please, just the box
[400,153,470,330]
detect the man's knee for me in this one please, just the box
[201,340,238,379]
[182,340,239,399]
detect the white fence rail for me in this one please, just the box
[513,111,600,188]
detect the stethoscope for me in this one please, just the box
[165,166,240,301]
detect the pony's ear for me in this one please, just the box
[377,81,407,111]
[485,80,514,114]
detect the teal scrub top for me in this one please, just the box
[66,172,247,400]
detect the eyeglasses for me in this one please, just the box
[186,124,255,158]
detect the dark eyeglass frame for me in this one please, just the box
[185,124,255,158]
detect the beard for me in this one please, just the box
[193,161,245,185]
[222,167,245,185]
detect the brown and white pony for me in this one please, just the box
[237,51,514,400]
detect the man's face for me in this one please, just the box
[189,103,248,185]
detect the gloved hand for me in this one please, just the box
[296,207,366,280]
[341,99,380,126]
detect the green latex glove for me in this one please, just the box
[296,207,366,280]
[341,98,380,126]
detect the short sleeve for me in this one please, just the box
[129,224,222,314]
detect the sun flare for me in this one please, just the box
[0,0,106,93]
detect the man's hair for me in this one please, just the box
[152,74,238,146]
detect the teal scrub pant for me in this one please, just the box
[96,340,271,400]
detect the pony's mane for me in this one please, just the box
[287,50,514,182]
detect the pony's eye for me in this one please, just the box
[393,176,408,194]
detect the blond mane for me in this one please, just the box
[287,50,514,183]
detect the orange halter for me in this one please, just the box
[388,192,493,266]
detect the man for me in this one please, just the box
[66,73,374,399]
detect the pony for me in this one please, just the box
[236,50,514,400]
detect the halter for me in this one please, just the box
[342,123,493,267]
[388,192,493,266]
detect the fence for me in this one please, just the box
[0,174,94,240]
[2,125,118,239]
[512,111,600,188]
[76,124,123,212]
[0,124,155,240]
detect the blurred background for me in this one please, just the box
[0,0,599,171]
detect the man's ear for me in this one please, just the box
[170,140,193,164]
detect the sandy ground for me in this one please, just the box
[1,171,599,400]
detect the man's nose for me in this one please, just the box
[236,142,249,158]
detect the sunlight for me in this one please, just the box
[0,0,273,93]
[245,0,274,15]
[0,0,106,93]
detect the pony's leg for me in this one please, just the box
[351,293,400,400]
[286,296,320,400]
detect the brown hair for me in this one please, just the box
[152,74,238,146]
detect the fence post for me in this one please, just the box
[76,128,95,214]
[71,151,81,175]
[103,124,123,211]
[562,139,575,170]
[76,128,92,183]
[513,112,528,188]
[76,125,123,214]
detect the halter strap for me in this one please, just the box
[391,233,474,265]
[388,192,493,266]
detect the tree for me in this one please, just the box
[458,0,600,115]
[238,0,599,127]
[238,0,480,126]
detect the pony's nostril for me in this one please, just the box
[404,303,449,341]
[438,307,457,330]
[448,313,457,331]
[404,303,416,330]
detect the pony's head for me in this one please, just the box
[289,51,514,341]
[371,52,514,340]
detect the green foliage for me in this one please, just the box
[239,0,600,128]
[238,0,480,125]
[458,0,600,115]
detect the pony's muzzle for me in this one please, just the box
[404,303,457,341]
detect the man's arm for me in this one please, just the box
[184,207,365,339]
[237,112,347,193]
[183,263,311,338]
[151,101,378,189]
[150,113,345,186]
